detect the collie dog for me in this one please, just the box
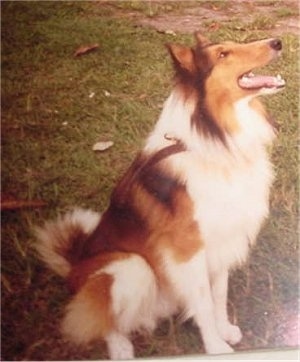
[35,33,285,359]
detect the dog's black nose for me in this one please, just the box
[269,39,282,51]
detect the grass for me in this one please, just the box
[1,1,299,360]
[202,0,229,11]
[247,15,277,30]
[276,7,299,18]
[109,0,204,17]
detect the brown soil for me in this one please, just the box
[103,0,299,36]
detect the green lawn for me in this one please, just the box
[1,1,298,360]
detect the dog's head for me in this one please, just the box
[166,34,284,140]
[167,33,285,100]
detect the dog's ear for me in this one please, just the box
[194,32,212,47]
[166,43,195,74]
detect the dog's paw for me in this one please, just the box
[106,332,134,360]
[218,323,242,345]
[206,338,234,354]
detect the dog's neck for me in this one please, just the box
[145,89,275,159]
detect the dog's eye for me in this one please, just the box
[219,51,229,59]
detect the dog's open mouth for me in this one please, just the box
[238,71,285,90]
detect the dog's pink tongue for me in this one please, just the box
[239,74,285,89]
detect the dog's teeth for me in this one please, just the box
[242,74,250,81]
[242,72,254,79]
[276,74,282,80]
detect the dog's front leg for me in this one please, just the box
[211,269,242,345]
[163,250,233,354]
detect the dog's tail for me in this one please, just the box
[34,208,101,278]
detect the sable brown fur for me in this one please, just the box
[77,151,203,286]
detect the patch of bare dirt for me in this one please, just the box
[102,1,299,36]
[275,17,300,36]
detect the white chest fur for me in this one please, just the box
[181,152,273,273]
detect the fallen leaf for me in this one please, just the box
[1,194,47,211]
[208,22,220,31]
[92,141,114,152]
[164,29,176,36]
[1,274,13,293]
[74,43,99,57]
[157,29,176,36]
